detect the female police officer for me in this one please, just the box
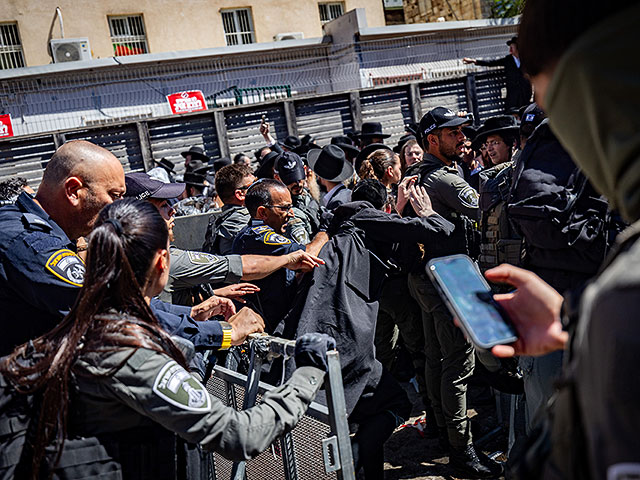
[0,199,333,479]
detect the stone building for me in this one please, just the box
[404,0,492,23]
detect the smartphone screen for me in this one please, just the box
[427,255,517,349]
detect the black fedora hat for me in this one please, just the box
[506,36,518,46]
[183,171,208,189]
[393,134,416,154]
[153,157,176,174]
[355,143,392,173]
[331,135,360,159]
[358,122,391,139]
[255,151,280,179]
[472,115,520,150]
[307,145,354,183]
[180,146,210,162]
[279,135,302,152]
[213,156,232,172]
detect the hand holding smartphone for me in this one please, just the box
[427,254,517,349]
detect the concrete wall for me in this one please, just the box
[404,0,491,23]
[1,0,385,67]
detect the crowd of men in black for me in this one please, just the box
[1,3,639,477]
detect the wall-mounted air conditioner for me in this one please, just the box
[50,38,92,63]
[274,32,304,41]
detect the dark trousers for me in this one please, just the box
[408,272,475,448]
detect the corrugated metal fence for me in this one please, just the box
[0,70,506,186]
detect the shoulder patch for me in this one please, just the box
[152,360,211,412]
[251,225,271,235]
[186,251,220,265]
[457,186,479,209]
[45,249,85,286]
[264,231,292,246]
[21,213,53,232]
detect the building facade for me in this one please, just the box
[404,0,491,23]
[0,0,386,68]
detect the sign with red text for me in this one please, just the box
[166,90,208,115]
[0,114,13,138]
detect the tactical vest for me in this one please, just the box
[478,161,521,271]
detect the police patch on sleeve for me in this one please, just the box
[45,249,85,286]
[457,186,479,209]
[264,232,292,245]
[152,360,212,412]
[187,251,219,265]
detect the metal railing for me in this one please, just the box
[206,334,355,480]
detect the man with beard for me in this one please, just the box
[405,108,501,478]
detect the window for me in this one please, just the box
[221,9,256,46]
[0,23,25,69]
[319,2,345,23]
[108,15,148,56]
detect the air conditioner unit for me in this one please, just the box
[274,32,304,41]
[50,38,92,63]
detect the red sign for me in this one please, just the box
[0,114,13,138]
[166,90,208,115]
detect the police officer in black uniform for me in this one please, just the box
[232,179,328,333]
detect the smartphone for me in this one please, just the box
[427,254,517,349]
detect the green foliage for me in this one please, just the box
[489,0,524,18]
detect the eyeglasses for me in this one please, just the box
[265,204,293,212]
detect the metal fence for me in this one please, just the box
[0,68,507,187]
[206,335,355,480]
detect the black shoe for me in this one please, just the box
[449,444,504,478]
[474,361,524,395]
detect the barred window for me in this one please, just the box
[0,23,26,70]
[319,2,345,23]
[108,15,148,56]
[221,9,256,46]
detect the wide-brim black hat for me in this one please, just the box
[393,134,416,154]
[472,115,520,150]
[254,151,280,179]
[183,171,208,189]
[185,159,205,173]
[358,122,391,139]
[153,157,176,174]
[213,156,232,172]
[180,146,209,162]
[330,136,360,159]
[278,135,302,151]
[355,143,392,173]
[307,145,354,183]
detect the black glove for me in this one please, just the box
[295,333,336,372]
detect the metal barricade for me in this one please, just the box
[206,334,355,480]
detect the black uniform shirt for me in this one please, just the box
[232,220,304,333]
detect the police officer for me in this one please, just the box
[125,172,324,307]
[232,179,328,333]
[274,151,322,245]
[0,199,336,479]
[0,141,258,357]
[406,107,501,477]
[202,164,254,255]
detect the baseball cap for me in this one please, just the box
[125,172,185,200]
[418,107,470,140]
[275,151,305,185]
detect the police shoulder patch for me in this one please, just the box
[457,186,479,208]
[264,231,292,245]
[251,225,271,235]
[152,360,211,412]
[187,251,219,265]
[45,249,85,286]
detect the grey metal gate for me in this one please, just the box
[474,70,507,120]
[295,94,353,146]
[64,124,144,173]
[420,78,469,117]
[0,134,56,186]
[225,105,288,157]
[360,87,413,147]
